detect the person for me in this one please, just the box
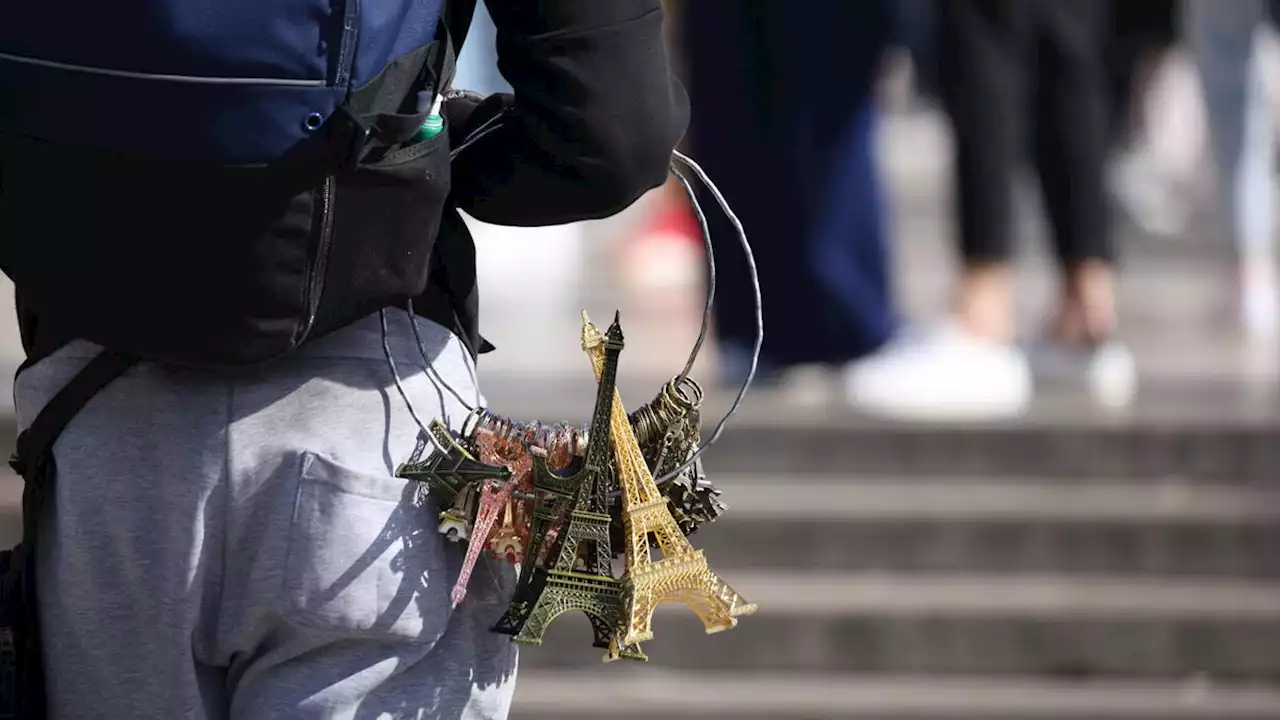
[1104,0,1196,239]
[682,0,898,392]
[1185,0,1279,339]
[0,0,687,717]
[848,0,1136,420]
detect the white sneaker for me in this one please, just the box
[845,324,1032,421]
[1027,338,1138,410]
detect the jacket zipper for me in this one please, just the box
[297,175,336,344]
[297,0,359,345]
[334,0,360,88]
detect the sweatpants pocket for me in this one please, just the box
[282,452,451,645]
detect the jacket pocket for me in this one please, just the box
[313,122,453,335]
[282,452,452,645]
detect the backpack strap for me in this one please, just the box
[12,349,139,561]
[10,350,138,486]
[8,349,137,718]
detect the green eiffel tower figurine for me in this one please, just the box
[490,312,646,662]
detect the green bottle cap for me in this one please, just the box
[421,115,445,139]
[415,94,446,140]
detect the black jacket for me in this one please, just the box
[411,0,688,358]
[18,0,689,364]
[451,0,688,226]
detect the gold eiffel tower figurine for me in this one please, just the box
[582,312,758,650]
[491,314,646,661]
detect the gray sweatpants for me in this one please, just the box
[13,310,518,719]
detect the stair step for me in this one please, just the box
[704,422,1279,482]
[708,573,1280,617]
[698,517,1280,577]
[516,573,1280,679]
[511,671,1280,719]
[696,478,1280,577]
[477,381,1280,482]
[717,477,1280,521]
[11,478,1275,576]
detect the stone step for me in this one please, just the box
[477,380,1280,482]
[4,476,1277,576]
[695,477,1280,578]
[701,424,1280,484]
[510,671,1280,720]
[12,393,1280,485]
[514,572,1280,680]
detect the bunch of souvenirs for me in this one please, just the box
[396,311,755,661]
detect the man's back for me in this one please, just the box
[0,2,687,717]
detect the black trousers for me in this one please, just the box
[682,0,895,366]
[938,0,1113,266]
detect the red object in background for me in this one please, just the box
[621,190,703,291]
[642,194,702,243]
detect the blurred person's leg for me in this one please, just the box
[848,0,1034,420]
[685,0,894,391]
[1106,0,1180,147]
[1108,51,1205,238]
[1033,0,1115,342]
[1104,0,1197,238]
[938,0,1027,344]
[1187,0,1278,339]
[802,3,898,367]
[682,0,779,385]
[1027,0,1136,408]
[810,102,898,362]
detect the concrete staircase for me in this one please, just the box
[498,386,1280,720]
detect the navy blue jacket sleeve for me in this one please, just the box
[447,0,689,226]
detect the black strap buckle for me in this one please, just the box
[324,106,374,171]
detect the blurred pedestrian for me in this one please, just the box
[683,0,898,392]
[1186,0,1279,339]
[848,0,1136,420]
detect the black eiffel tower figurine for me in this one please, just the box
[489,312,646,661]
[397,419,511,539]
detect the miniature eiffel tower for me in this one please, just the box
[474,430,533,565]
[397,420,511,541]
[488,497,527,564]
[449,477,510,606]
[397,421,512,504]
[489,449,580,635]
[490,315,646,661]
[582,312,757,649]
